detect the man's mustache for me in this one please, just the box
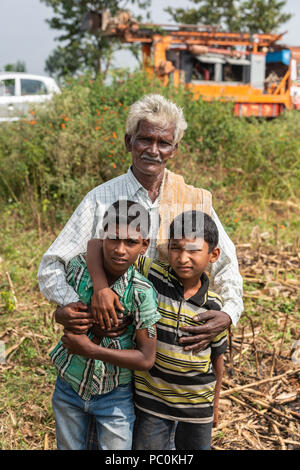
[141,153,163,163]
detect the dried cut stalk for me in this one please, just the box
[221,368,300,397]
[5,271,17,306]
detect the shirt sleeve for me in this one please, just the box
[37,191,101,306]
[210,330,228,358]
[134,254,153,278]
[133,285,160,331]
[209,207,244,327]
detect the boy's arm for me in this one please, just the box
[211,353,224,428]
[61,326,157,371]
[86,239,124,329]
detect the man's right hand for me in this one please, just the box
[55,302,94,334]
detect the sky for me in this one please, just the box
[0,0,299,76]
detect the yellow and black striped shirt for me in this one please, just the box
[134,255,227,423]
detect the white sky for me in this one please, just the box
[0,0,299,75]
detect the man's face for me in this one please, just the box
[125,120,178,177]
[168,237,219,282]
[102,224,149,278]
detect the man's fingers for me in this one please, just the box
[70,311,93,320]
[180,324,211,335]
[70,317,93,325]
[183,340,210,352]
[73,302,88,310]
[192,311,215,323]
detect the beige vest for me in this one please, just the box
[157,169,212,261]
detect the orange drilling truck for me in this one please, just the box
[82,10,300,117]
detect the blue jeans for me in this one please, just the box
[52,375,135,450]
[133,408,212,450]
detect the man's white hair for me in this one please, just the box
[126,94,187,145]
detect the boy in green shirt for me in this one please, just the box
[49,200,160,450]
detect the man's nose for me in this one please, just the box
[148,140,159,156]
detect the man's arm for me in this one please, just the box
[209,207,244,326]
[62,327,157,371]
[37,192,103,331]
[37,193,98,307]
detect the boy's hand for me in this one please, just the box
[91,287,124,330]
[55,302,94,334]
[179,310,231,352]
[61,329,97,357]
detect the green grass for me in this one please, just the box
[1,197,299,449]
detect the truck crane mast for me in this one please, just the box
[82,9,300,117]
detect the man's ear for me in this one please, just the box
[169,142,178,160]
[125,134,132,152]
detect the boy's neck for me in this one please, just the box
[104,265,126,286]
[179,275,203,300]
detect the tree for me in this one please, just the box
[165,0,292,34]
[4,61,27,72]
[41,0,150,79]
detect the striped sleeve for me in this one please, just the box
[135,254,153,278]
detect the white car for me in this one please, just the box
[0,72,60,122]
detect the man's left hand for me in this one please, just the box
[179,310,231,353]
[61,330,97,358]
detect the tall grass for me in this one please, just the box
[0,71,299,228]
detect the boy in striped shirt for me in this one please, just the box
[87,210,227,450]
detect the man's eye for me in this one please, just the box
[159,141,171,147]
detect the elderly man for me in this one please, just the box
[38,93,243,350]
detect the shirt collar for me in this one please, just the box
[126,166,165,201]
[168,268,209,307]
[126,167,144,197]
[110,264,134,299]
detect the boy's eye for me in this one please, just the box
[127,239,139,245]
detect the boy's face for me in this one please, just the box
[168,237,220,282]
[102,224,149,278]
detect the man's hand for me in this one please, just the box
[91,288,124,330]
[61,329,97,357]
[55,302,94,334]
[179,310,231,353]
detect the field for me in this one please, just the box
[0,73,299,450]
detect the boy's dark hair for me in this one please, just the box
[102,200,151,239]
[169,210,219,253]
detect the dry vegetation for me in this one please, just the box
[212,242,300,450]
[0,209,299,451]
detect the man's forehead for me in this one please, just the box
[136,119,175,136]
